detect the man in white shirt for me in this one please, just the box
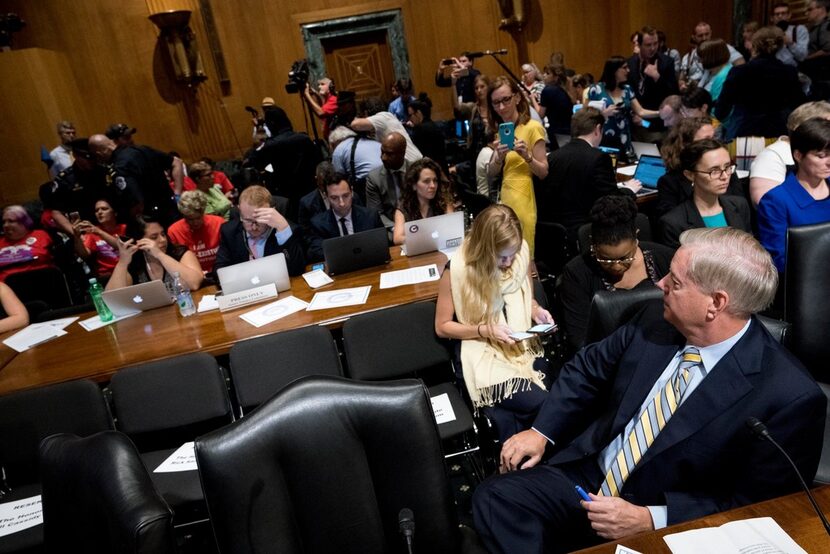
[771,2,809,66]
[48,120,76,178]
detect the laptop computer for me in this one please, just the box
[101,280,175,317]
[632,141,660,159]
[216,253,291,295]
[632,154,667,189]
[404,211,464,257]
[323,227,390,275]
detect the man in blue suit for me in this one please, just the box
[306,172,384,262]
[474,227,825,553]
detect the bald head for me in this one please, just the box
[381,132,406,170]
[88,134,117,162]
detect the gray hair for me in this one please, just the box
[178,190,208,218]
[328,126,357,149]
[787,101,830,132]
[679,227,778,317]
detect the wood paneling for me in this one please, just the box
[0,0,734,205]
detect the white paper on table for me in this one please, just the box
[307,286,371,311]
[0,495,42,538]
[430,393,457,424]
[614,545,643,554]
[302,269,334,289]
[439,245,460,257]
[38,317,79,331]
[2,325,67,353]
[379,264,440,289]
[617,164,638,176]
[663,516,806,554]
[153,442,198,473]
[78,311,139,331]
[239,295,309,327]
[197,294,219,313]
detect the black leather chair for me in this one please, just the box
[534,221,571,282]
[228,325,343,415]
[39,431,176,554]
[576,213,653,256]
[5,267,72,310]
[107,352,234,527]
[785,222,830,381]
[815,382,830,485]
[196,376,478,554]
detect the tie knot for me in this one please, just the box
[681,346,701,364]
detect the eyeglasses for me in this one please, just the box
[692,163,737,179]
[240,217,262,227]
[491,94,516,107]
[591,243,638,266]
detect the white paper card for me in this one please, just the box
[617,164,638,176]
[3,326,66,352]
[154,442,197,473]
[39,317,79,330]
[78,311,139,331]
[197,294,219,313]
[302,269,334,289]
[663,517,806,554]
[614,546,643,554]
[431,393,457,424]
[239,296,309,327]
[0,495,42,538]
[379,264,440,289]
[307,286,371,311]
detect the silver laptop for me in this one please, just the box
[217,253,291,295]
[632,141,660,159]
[404,211,465,257]
[101,280,175,317]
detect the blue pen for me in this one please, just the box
[575,485,592,502]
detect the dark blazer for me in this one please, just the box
[655,169,745,217]
[626,52,678,111]
[365,162,409,228]
[306,205,384,262]
[541,139,633,236]
[535,303,825,524]
[214,217,306,276]
[659,195,751,249]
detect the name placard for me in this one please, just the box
[217,283,278,312]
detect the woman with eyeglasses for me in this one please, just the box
[487,76,549,255]
[758,117,830,273]
[659,139,751,249]
[559,195,674,351]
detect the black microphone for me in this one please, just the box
[745,417,830,536]
[466,49,508,59]
[398,508,415,554]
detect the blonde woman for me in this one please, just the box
[436,204,553,442]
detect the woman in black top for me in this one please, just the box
[407,93,447,169]
[559,195,674,350]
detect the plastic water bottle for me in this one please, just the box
[172,272,196,317]
[88,278,113,322]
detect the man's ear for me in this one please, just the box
[707,290,730,320]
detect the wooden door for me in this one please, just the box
[322,30,396,103]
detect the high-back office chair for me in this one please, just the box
[228,325,343,415]
[0,379,113,554]
[5,267,72,310]
[785,222,830,381]
[39,431,176,554]
[341,301,483,480]
[196,376,479,554]
[108,352,234,526]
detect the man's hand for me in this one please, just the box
[253,206,288,231]
[582,494,654,539]
[499,429,547,473]
[644,60,660,81]
[622,178,642,193]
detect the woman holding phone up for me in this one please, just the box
[487,76,548,255]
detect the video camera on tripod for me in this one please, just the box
[285,59,310,94]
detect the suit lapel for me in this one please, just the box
[686,201,705,228]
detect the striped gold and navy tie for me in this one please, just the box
[598,347,702,497]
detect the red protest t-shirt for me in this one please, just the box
[167,215,224,273]
[0,230,54,282]
[82,223,127,277]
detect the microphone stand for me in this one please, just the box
[484,51,531,97]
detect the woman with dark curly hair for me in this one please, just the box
[559,195,674,350]
[392,158,455,245]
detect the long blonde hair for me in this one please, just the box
[460,205,523,323]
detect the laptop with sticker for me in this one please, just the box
[404,211,465,257]
[216,253,291,295]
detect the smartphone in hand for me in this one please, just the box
[499,122,515,150]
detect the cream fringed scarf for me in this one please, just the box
[450,240,545,408]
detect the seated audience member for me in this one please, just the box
[299,161,335,240]
[474,227,825,553]
[0,282,28,332]
[435,204,554,442]
[167,191,225,275]
[306,173,384,262]
[559,196,673,350]
[407,93,447,169]
[658,95,682,128]
[350,97,423,164]
[72,199,125,279]
[660,139,751,248]
[187,162,232,221]
[758,117,830,273]
[393,158,455,245]
[0,205,54,282]
[329,126,382,188]
[200,157,235,200]
[213,185,305,276]
[714,26,805,140]
[388,78,415,123]
[366,131,409,229]
[105,215,202,292]
[749,101,830,206]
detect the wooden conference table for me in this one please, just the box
[0,247,448,395]
[574,486,830,553]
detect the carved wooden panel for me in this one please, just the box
[323,30,395,101]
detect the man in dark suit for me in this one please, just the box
[628,26,678,137]
[473,227,825,553]
[306,173,384,262]
[365,132,409,229]
[540,107,641,247]
[214,185,306,276]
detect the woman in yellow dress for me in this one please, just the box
[486,76,548,255]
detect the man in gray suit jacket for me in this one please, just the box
[365,132,412,228]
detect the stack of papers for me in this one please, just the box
[2,318,77,352]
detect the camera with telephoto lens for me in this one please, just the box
[285,59,310,94]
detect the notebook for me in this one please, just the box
[323,227,390,275]
[216,253,291,295]
[403,211,464,257]
[632,154,667,189]
[101,280,174,317]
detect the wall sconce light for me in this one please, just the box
[148,9,207,86]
